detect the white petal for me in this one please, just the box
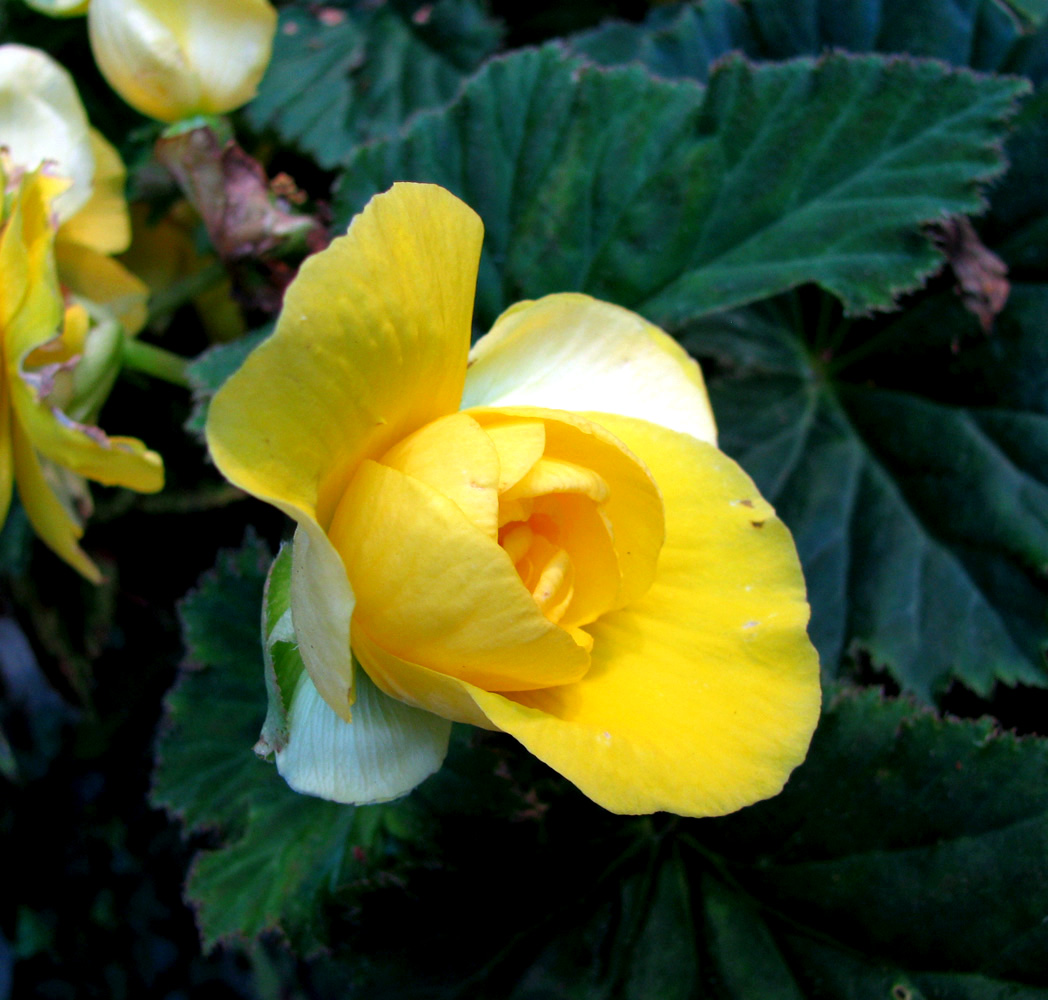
[0,44,94,222]
[276,668,452,805]
[462,293,717,445]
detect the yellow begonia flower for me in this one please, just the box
[0,44,147,334]
[207,184,821,817]
[0,168,163,581]
[87,0,278,123]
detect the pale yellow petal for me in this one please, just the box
[57,129,132,256]
[54,242,148,335]
[469,415,821,817]
[329,459,589,692]
[463,293,718,445]
[289,518,356,722]
[87,0,276,121]
[207,183,483,528]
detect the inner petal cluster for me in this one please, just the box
[327,406,664,693]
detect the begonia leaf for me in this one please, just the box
[684,285,1048,697]
[151,537,412,950]
[570,0,1029,74]
[335,46,1026,327]
[572,0,1048,278]
[245,0,500,168]
[696,687,1048,990]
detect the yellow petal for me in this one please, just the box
[0,171,62,354]
[0,44,93,222]
[207,183,484,528]
[380,412,500,539]
[463,293,718,445]
[87,0,277,122]
[500,455,609,505]
[57,129,132,256]
[54,241,148,335]
[469,414,821,817]
[11,416,101,582]
[0,395,14,531]
[352,620,498,730]
[329,459,589,692]
[478,419,545,493]
[10,373,162,492]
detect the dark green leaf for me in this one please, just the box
[695,687,1048,991]
[570,0,755,83]
[245,1,500,168]
[685,286,1048,696]
[571,0,1029,74]
[336,46,1026,326]
[152,537,406,950]
[256,543,302,757]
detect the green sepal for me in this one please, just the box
[255,543,303,758]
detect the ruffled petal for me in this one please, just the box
[471,407,665,609]
[207,183,483,528]
[329,459,589,692]
[462,294,718,445]
[468,414,821,817]
[10,369,162,492]
[275,666,451,805]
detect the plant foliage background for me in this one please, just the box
[3,0,1048,996]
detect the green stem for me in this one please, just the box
[122,339,191,389]
[146,261,227,323]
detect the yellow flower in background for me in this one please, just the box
[0,167,162,581]
[0,44,147,334]
[207,184,820,817]
[21,0,90,16]
[87,0,278,123]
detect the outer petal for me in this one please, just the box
[463,294,718,445]
[330,459,589,692]
[207,183,483,528]
[276,665,452,805]
[469,414,821,817]
[58,129,133,256]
